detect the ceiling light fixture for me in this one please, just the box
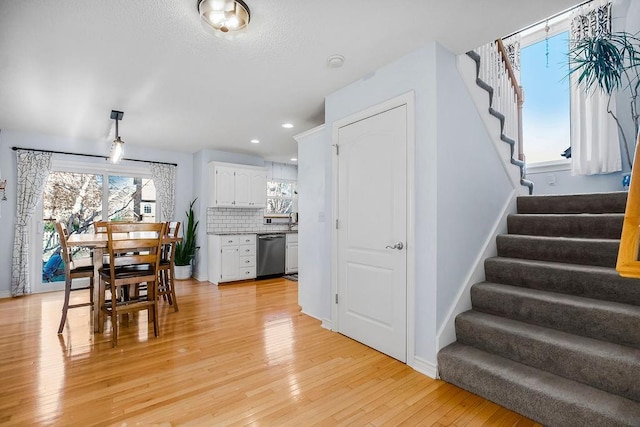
[290,158,298,162]
[281,123,294,129]
[109,110,125,164]
[198,0,250,35]
[250,139,260,144]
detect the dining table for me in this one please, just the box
[66,231,181,333]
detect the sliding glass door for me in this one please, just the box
[33,160,156,293]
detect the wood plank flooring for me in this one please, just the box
[0,278,541,426]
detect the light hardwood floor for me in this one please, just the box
[0,278,540,426]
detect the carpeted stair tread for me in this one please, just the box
[496,234,619,268]
[437,342,640,426]
[471,282,640,348]
[517,192,627,214]
[455,310,640,402]
[484,257,640,306]
[507,213,623,239]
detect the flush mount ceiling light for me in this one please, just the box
[198,0,250,34]
[109,110,125,164]
[281,123,294,129]
[250,139,260,144]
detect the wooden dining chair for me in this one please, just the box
[93,220,108,233]
[55,222,95,334]
[157,221,180,312]
[99,222,166,347]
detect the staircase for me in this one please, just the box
[437,191,640,426]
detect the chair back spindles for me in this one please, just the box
[99,222,166,347]
[158,221,181,311]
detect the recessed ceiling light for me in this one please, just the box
[250,139,260,144]
[281,123,294,129]
[290,158,298,162]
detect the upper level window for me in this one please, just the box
[519,15,571,165]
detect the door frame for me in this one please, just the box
[330,91,416,366]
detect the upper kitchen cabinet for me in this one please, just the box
[209,162,267,208]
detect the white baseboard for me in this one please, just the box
[0,290,11,299]
[410,355,438,379]
[321,318,333,330]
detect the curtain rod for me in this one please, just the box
[11,146,178,167]
[502,0,594,40]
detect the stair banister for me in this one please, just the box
[496,39,525,162]
[616,131,640,278]
[470,39,532,193]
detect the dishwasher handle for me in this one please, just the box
[258,234,285,240]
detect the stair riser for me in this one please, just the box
[455,313,640,402]
[438,343,640,426]
[517,192,627,214]
[471,284,640,348]
[507,214,623,239]
[496,235,619,268]
[484,258,640,306]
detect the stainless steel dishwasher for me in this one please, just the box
[256,234,286,278]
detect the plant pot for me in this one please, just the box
[174,264,192,280]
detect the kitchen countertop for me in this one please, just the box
[210,230,298,236]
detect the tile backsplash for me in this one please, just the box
[207,207,292,234]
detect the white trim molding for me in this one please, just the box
[411,355,438,379]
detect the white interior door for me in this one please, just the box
[336,105,408,362]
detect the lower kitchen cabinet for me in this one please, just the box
[209,234,257,284]
[286,233,298,274]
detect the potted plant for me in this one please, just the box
[569,31,640,170]
[174,198,199,280]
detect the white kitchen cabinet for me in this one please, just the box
[250,171,267,207]
[209,162,267,208]
[212,166,236,207]
[209,234,257,284]
[285,233,298,274]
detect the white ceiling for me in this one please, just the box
[0,0,580,164]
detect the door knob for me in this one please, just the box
[385,242,404,250]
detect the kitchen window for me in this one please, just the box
[265,179,296,215]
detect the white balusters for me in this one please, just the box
[475,40,523,161]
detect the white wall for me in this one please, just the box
[298,40,512,374]
[323,44,438,369]
[528,167,624,195]
[434,44,515,335]
[298,41,517,373]
[295,125,330,323]
[0,129,194,298]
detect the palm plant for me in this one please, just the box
[174,198,199,266]
[569,32,640,169]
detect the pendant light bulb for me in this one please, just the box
[110,137,124,164]
[109,110,125,164]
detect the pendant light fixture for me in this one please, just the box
[109,110,125,164]
[197,0,250,35]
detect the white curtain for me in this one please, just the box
[570,2,622,175]
[11,150,52,296]
[150,163,176,222]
